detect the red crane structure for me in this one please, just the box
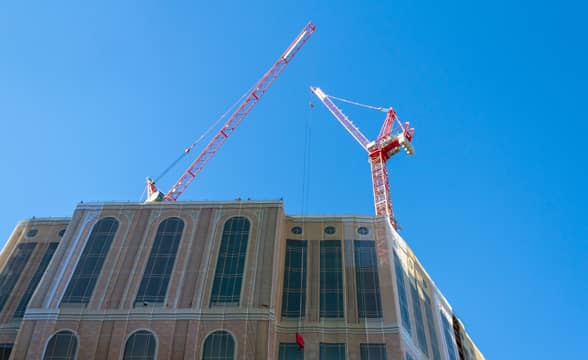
[146,22,316,202]
[310,86,415,230]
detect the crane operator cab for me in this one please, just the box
[146,178,164,202]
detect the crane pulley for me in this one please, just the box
[146,22,316,202]
[310,86,415,230]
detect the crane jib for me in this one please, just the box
[145,22,316,203]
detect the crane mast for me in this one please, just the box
[146,22,315,202]
[310,86,414,230]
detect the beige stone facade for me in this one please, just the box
[0,201,484,359]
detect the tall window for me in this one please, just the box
[410,281,429,356]
[61,217,118,305]
[202,331,234,360]
[14,243,58,318]
[360,344,387,360]
[393,253,412,333]
[424,294,441,360]
[278,343,303,360]
[0,343,13,360]
[440,313,457,360]
[123,330,156,360]
[320,240,344,319]
[135,217,184,305]
[0,242,36,312]
[354,240,382,318]
[43,330,77,360]
[281,240,307,319]
[319,343,345,360]
[210,217,250,306]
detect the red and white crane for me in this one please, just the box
[146,22,316,202]
[310,86,415,230]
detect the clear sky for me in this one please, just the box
[1,1,587,358]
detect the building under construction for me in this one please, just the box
[0,201,483,359]
[0,22,485,359]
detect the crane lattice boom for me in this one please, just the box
[146,22,316,202]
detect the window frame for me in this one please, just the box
[0,242,36,312]
[121,329,158,360]
[209,216,251,306]
[278,342,304,360]
[319,342,346,360]
[42,329,79,360]
[60,217,119,306]
[135,217,185,306]
[353,240,383,319]
[201,329,236,360]
[281,239,308,319]
[319,240,344,319]
[360,343,387,360]
[13,242,59,319]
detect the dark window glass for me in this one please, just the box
[61,217,118,305]
[26,229,38,238]
[319,343,345,360]
[0,242,36,312]
[357,227,369,235]
[210,217,250,306]
[393,253,412,333]
[58,229,66,238]
[324,226,336,235]
[405,353,415,360]
[202,331,234,360]
[424,294,441,360]
[410,281,429,356]
[291,226,302,235]
[13,243,58,318]
[320,240,344,318]
[360,344,387,360]
[0,343,13,360]
[43,331,77,360]
[354,241,382,318]
[135,218,184,305]
[123,330,156,360]
[278,343,303,360]
[441,313,457,360]
[281,239,307,319]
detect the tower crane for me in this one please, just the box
[146,22,316,202]
[310,86,414,230]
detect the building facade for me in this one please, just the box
[0,201,484,359]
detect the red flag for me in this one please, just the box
[295,332,304,349]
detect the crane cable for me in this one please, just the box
[327,94,388,113]
[329,93,407,136]
[152,83,256,184]
[299,99,312,321]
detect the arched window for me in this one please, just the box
[43,330,77,360]
[135,217,184,305]
[202,331,234,360]
[210,217,250,306]
[61,217,119,305]
[123,330,156,360]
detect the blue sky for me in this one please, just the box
[1,0,587,358]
